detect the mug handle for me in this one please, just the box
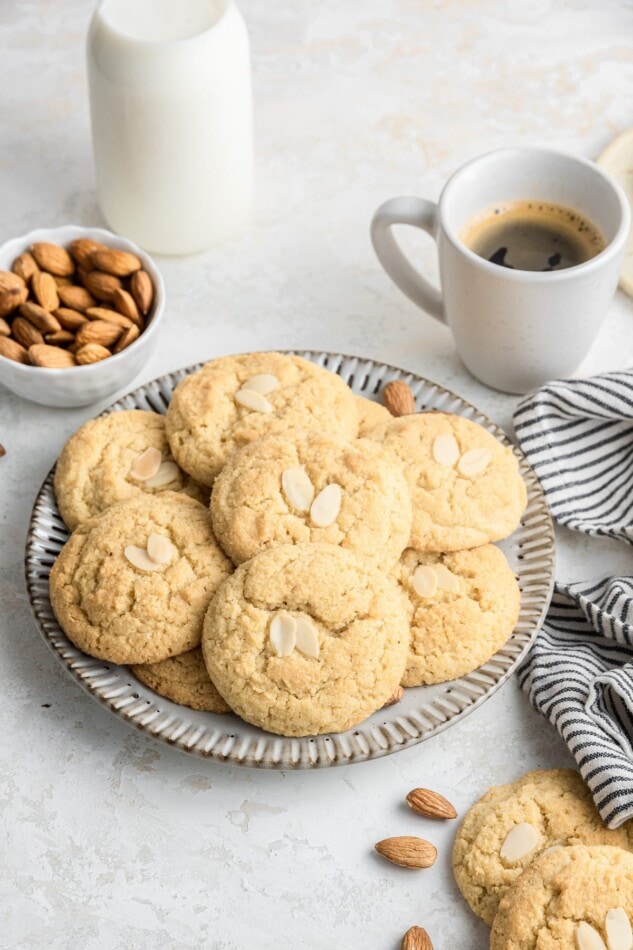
[371,196,446,324]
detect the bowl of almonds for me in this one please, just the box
[0,225,165,407]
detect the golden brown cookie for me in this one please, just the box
[453,769,630,925]
[210,429,412,566]
[490,845,633,949]
[355,395,392,436]
[54,409,206,531]
[165,352,359,487]
[130,648,230,713]
[395,544,520,686]
[367,412,527,551]
[50,492,232,664]
[202,544,410,736]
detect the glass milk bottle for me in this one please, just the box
[87,0,253,254]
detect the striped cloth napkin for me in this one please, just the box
[513,369,633,829]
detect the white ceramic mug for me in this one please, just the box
[371,147,630,393]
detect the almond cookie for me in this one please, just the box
[366,412,527,551]
[355,395,392,435]
[130,648,230,713]
[210,430,412,566]
[202,544,410,736]
[490,845,633,949]
[54,409,206,531]
[453,769,630,925]
[165,353,359,487]
[395,544,520,686]
[50,492,232,664]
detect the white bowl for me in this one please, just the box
[0,225,165,407]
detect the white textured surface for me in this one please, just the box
[1,1,633,947]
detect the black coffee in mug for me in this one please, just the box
[460,200,606,271]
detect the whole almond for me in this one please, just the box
[82,270,122,302]
[54,307,88,331]
[19,302,61,334]
[31,272,60,313]
[12,252,39,283]
[45,330,75,347]
[76,343,111,365]
[0,286,27,317]
[114,324,140,353]
[69,238,106,269]
[0,336,29,363]
[0,270,25,293]
[31,242,75,277]
[374,836,437,869]
[12,316,44,348]
[112,287,143,327]
[383,380,416,417]
[57,284,97,312]
[85,307,133,329]
[0,317,10,337]
[401,926,433,950]
[130,270,153,314]
[406,788,457,821]
[76,320,122,348]
[28,344,77,368]
[53,275,73,287]
[91,248,142,277]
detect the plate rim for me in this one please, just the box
[24,350,556,770]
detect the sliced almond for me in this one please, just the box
[432,433,460,467]
[146,532,177,565]
[114,324,140,354]
[310,483,342,528]
[234,389,273,413]
[129,447,162,481]
[0,337,29,364]
[144,460,180,488]
[28,344,77,368]
[124,544,164,572]
[412,565,438,599]
[457,448,491,478]
[606,908,632,950]
[433,563,460,593]
[575,922,607,950]
[282,466,315,512]
[500,822,539,863]
[31,271,59,312]
[130,270,154,314]
[374,836,437,869]
[75,343,111,364]
[540,844,563,858]
[269,612,297,657]
[294,616,320,658]
[241,373,280,395]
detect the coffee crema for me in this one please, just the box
[460,200,606,272]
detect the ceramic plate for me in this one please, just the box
[25,351,555,769]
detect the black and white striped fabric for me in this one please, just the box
[514,369,633,829]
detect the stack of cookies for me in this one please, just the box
[453,768,633,948]
[50,351,527,737]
